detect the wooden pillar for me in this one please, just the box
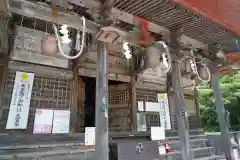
[211,75,234,160]
[0,55,8,119]
[129,76,137,131]
[171,29,192,160]
[95,42,109,160]
[69,59,79,134]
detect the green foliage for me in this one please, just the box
[198,73,240,132]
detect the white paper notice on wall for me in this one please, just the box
[85,127,95,146]
[151,126,165,140]
[137,101,144,111]
[157,93,171,130]
[52,110,70,134]
[33,109,53,134]
[145,102,160,112]
[6,72,34,129]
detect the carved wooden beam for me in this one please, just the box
[10,0,99,33]
[11,0,208,51]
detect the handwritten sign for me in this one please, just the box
[6,72,34,129]
[157,93,171,130]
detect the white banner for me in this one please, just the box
[52,110,70,134]
[157,93,171,130]
[6,72,34,129]
[33,109,53,134]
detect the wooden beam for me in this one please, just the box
[70,0,208,50]
[78,67,131,82]
[10,0,99,33]
[8,61,73,78]
[11,0,208,50]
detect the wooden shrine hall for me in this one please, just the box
[0,0,239,160]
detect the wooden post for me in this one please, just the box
[69,58,79,134]
[171,29,192,160]
[95,42,109,160]
[129,76,137,131]
[69,75,78,134]
[211,75,234,160]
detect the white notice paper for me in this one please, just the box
[157,93,171,130]
[6,72,34,129]
[33,109,53,134]
[151,126,165,140]
[145,102,160,112]
[85,127,95,146]
[137,101,144,111]
[52,110,70,134]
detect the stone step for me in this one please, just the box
[0,141,84,150]
[0,147,94,160]
[194,155,225,160]
[160,147,215,160]
[169,138,209,150]
[166,134,207,141]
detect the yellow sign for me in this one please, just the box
[21,73,29,80]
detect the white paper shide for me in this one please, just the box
[157,93,171,130]
[52,110,70,134]
[6,72,34,129]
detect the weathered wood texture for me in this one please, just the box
[78,49,132,82]
[76,77,85,133]
[129,77,137,131]
[70,74,78,134]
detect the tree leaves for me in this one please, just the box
[198,73,240,131]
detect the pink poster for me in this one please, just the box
[33,109,53,134]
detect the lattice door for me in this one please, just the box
[108,84,131,132]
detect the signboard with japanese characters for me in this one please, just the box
[33,109,53,134]
[157,93,171,130]
[6,72,34,129]
[52,110,70,134]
